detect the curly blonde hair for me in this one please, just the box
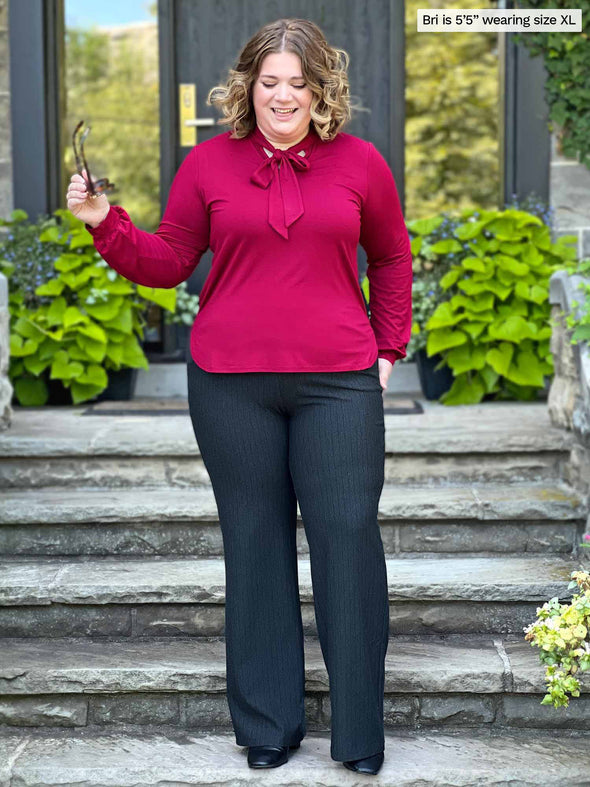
[207,18,354,142]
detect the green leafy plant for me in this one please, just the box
[361,195,556,368]
[0,210,64,311]
[524,570,590,709]
[513,0,590,170]
[560,256,590,344]
[0,208,176,405]
[360,213,461,360]
[404,212,467,356]
[163,280,200,327]
[424,207,577,404]
[503,191,556,231]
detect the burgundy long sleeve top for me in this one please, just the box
[86,123,413,372]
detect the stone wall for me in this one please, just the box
[0,0,12,430]
[550,130,590,257]
[548,126,590,546]
[548,271,590,555]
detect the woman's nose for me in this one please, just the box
[275,85,292,101]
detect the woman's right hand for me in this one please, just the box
[66,168,110,228]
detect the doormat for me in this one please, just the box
[383,397,423,415]
[82,396,423,416]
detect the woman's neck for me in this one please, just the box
[257,124,309,151]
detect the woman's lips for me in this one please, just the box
[271,108,298,118]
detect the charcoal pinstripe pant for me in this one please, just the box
[186,354,389,762]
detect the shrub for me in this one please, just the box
[0,208,176,405]
[424,207,577,404]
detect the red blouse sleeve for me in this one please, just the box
[85,147,209,289]
[359,142,413,366]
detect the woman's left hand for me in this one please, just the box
[377,357,393,392]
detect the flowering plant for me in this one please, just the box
[524,570,590,709]
[0,209,62,311]
[163,281,200,327]
[503,191,555,230]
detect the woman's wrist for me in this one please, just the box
[87,206,110,229]
[85,204,118,238]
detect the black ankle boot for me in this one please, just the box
[247,742,300,768]
[343,749,384,774]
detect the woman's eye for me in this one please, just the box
[262,83,306,89]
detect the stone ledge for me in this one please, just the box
[2,726,590,785]
[0,400,575,456]
[549,270,590,526]
[0,482,584,526]
[0,635,515,695]
[0,634,578,697]
[549,269,590,417]
[0,553,581,606]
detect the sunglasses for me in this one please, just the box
[72,120,116,197]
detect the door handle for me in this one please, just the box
[179,84,215,146]
[184,119,216,127]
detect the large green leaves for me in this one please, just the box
[6,209,177,406]
[421,206,577,405]
[426,327,468,355]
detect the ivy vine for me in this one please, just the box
[513,0,590,168]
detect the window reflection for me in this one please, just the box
[405,0,500,219]
[63,1,160,233]
[63,1,161,342]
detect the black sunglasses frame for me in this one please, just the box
[72,120,116,197]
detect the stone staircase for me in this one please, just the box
[1,398,590,785]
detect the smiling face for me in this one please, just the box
[251,51,313,149]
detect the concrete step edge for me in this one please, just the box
[0,634,583,696]
[0,439,574,457]
[1,727,590,785]
[0,481,586,524]
[0,554,582,606]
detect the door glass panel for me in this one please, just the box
[405,0,500,219]
[63,0,161,343]
[63,1,160,231]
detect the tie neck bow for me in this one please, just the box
[249,124,317,240]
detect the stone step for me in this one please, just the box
[0,403,575,488]
[130,357,423,396]
[2,727,590,785]
[0,554,581,637]
[0,635,589,733]
[0,483,585,558]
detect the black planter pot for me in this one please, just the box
[11,376,73,407]
[95,367,139,402]
[175,323,191,352]
[415,348,454,400]
[14,366,138,407]
[46,376,73,406]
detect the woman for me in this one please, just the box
[67,17,412,776]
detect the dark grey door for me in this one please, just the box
[157,0,405,348]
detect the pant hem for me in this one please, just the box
[331,744,385,762]
[237,737,304,748]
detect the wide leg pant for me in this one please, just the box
[186,354,389,762]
